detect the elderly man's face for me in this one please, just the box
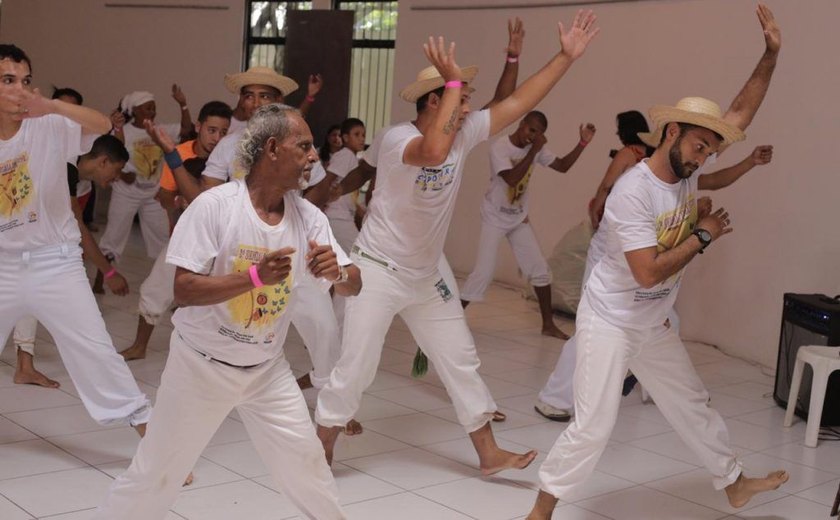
[271,113,317,190]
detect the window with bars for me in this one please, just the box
[246,1,313,72]
[245,1,398,142]
[335,1,398,139]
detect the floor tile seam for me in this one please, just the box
[0,487,36,518]
[0,462,100,486]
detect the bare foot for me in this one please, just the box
[480,448,538,476]
[183,472,194,486]
[317,424,341,466]
[526,490,559,520]
[344,419,363,436]
[296,373,313,390]
[119,344,147,361]
[541,324,569,340]
[725,470,789,508]
[14,368,60,388]
[491,411,507,422]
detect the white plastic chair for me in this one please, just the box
[783,345,840,448]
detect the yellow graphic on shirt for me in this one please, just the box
[0,153,33,218]
[655,196,697,253]
[506,158,534,206]
[226,245,293,330]
[131,138,164,181]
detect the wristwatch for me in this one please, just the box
[692,228,712,254]
[333,265,349,284]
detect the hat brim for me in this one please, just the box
[639,106,745,148]
[224,72,299,97]
[399,66,479,103]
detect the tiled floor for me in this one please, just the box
[1,227,837,519]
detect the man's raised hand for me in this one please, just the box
[750,144,773,166]
[423,36,462,83]
[143,120,176,154]
[506,17,525,58]
[308,74,324,97]
[757,3,781,55]
[579,122,597,144]
[559,9,600,61]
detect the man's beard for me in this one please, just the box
[668,135,699,179]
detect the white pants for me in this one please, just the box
[12,315,38,356]
[461,219,551,302]
[538,295,741,498]
[99,182,169,261]
[291,283,343,389]
[0,243,151,425]
[94,332,345,520]
[315,252,496,433]
[138,243,175,326]
[538,311,682,411]
[328,217,359,255]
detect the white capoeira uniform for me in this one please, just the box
[315,110,497,433]
[538,159,741,498]
[99,124,175,262]
[461,136,556,301]
[94,182,347,520]
[537,153,714,412]
[323,147,360,253]
[203,129,339,387]
[0,114,150,425]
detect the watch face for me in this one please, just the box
[696,229,712,244]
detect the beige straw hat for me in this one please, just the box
[399,65,479,103]
[224,66,299,97]
[638,97,745,148]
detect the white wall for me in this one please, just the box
[1,0,837,368]
[0,0,246,123]
[393,0,840,368]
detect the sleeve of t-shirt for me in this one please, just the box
[380,125,420,169]
[362,129,385,167]
[66,163,79,197]
[298,199,352,293]
[327,150,358,179]
[604,185,658,253]
[489,138,513,176]
[460,110,492,151]
[166,191,223,274]
[203,135,234,182]
[48,115,85,162]
[309,161,327,187]
[536,147,558,168]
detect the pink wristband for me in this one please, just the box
[579,139,589,147]
[444,81,462,89]
[305,95,316,102]
[248,264,264,288]
[104,268,118,280]
[506,55,519,63]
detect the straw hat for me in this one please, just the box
[224,66,299,97]
[637,97,745,148]
[399,65,479,103]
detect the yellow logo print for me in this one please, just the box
[227,245,293,330]
[0,153,34,218]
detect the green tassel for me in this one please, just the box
[411,348,428,378]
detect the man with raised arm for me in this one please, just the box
[533,2,785,425]
[95,103,359,520]
[314,12,599,472]
[527,5,787,519]
[0,44,151,432]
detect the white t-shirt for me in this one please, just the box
[0,115,89,251]
[228,115,247,135]
[324,147,359,222]
[356,110,491,278]
[167,181,350,365]
[118,123,180,190]
[203,128,247,182]
[585,160,700,329]
[76,179,92,198]
[481,136,557,229]
[362,125,391,168]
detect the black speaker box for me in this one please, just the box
[773,293,840,425]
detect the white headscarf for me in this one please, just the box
[119,91,155,114]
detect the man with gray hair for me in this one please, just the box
[95,104,360,520]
